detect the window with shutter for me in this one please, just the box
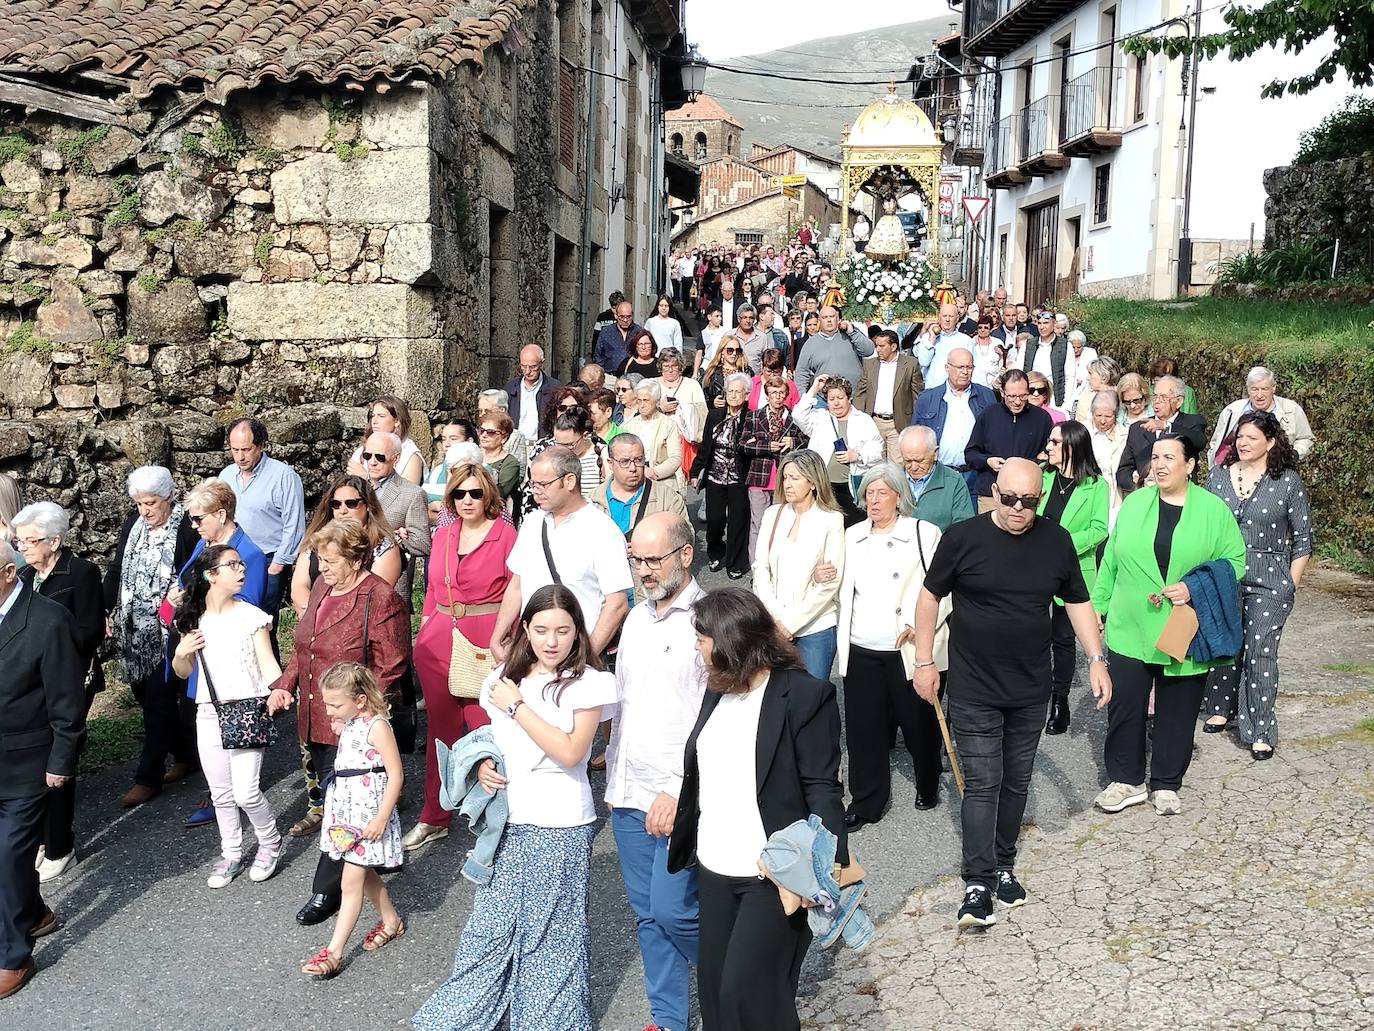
[559,59,577,170]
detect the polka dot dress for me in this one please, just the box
[1202,467,1312,746]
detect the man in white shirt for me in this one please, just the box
[915,303,974,391]
[606,513,706,1031]
[493,445,632,659]
[504,343,560,441]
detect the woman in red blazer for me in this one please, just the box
[275,518,410,927]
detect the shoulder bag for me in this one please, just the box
[198,652,276,751]
[540,518,563,585]
[445,533,497,700]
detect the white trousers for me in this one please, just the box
[195,704,281,861]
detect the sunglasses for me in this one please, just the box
[1122,395,1146,405]
[996,489,1042,510]
[449,488,485,501]
[360,451,391,463]
[559,401,581,410]
[330,498,365,511]
[478,426,502,436]
[617,386,632,393]
[1028,386,1049,396]
[188,512,219,526]
[723,347,741,355]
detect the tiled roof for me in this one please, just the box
[0,0,539,101]
[665,94,742,127]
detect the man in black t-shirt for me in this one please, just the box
[913,458,1112,930]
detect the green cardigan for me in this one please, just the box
[1037,470,1108,601]
[1091,482,1246,676]
[912,461,977,531]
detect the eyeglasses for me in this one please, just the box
[628,544,686,571]
[330,498,366,511]
[449,488,486,501]
[519,363,543,371]
[529,475,567,493]
[1028,386,1049,396]
[617,386,633,393]
[1122,395,1146,406]
[211,559,246,572]
[360,451,391,463]
[10,537,47,549]
[946,363,973,372]
[478,426,503,436]
[611,456,646,469]
[1003,392,1029,402]
[995,489,1042,510]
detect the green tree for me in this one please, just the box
[1125,0,1374,98]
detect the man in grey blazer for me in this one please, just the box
[854,328,922,462]
[0,539,83,998]
[363,430,432,610]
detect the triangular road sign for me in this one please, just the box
[963,196,990,222]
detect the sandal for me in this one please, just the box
[301,946,341,979]
[290,812,323,837]
[588,754,607,772]
[362,919,406,952]
[1202,718,1230,734]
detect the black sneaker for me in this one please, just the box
[995,869,1027,908]
[957,884,996,928]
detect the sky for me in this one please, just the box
[686,0,950,60]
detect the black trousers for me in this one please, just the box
[698,865,811,1031]
[844,646,941,817]
[831,481,865,528]
[705,480,750,573]
[307,741,342,897]
[1050,604,1076,701]
[947,692,1044,889]
[43,680,97,861]
[1105,650,1206,791]
[0,794,47,969]
[131,665,197,788]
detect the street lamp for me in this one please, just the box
[941,115,958,145]
[681,45,707,101]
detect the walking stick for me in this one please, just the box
[931,689,964,798]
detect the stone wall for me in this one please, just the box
[673,185,838,252]
[1263,155,1374,259]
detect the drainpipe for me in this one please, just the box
[575,44,601,372]
[647,59,664,299]
[984,59,1002,291]
[1176,0,1202,295]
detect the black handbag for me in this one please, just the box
[198,655,277,751]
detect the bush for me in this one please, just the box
[1071,296,1374,555]
[1214,241,1339,284]
[1294,95,1374,165]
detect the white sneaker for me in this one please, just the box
[34,846,45,871]
[1095,781,1148,813]
[207,857,243,889]
[248,848,280,883]
[1151,789,1182,816]
[38,851,76,883]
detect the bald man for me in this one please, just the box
[914,457,1111,929]
[504,343,561,439]
[915,302,974,391]
[793,304,875,392]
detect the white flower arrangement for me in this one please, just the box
[837,255,938,321]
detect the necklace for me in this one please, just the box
[1232,463,1263,499]
[1054,470,1073,495]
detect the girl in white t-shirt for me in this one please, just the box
[413,585,616,1031]
[172,545,293,890]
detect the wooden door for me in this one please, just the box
[1024,199,1059,306]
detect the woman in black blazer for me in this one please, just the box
[12,501,106,880]
[668,587,847,1031]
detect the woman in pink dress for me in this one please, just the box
[402,463,516,851]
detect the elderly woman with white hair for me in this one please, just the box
[691,371,754,577]
[1068,329,1098,394]
[835,463,948,828]
[1207,365,1315,465]
[622,378,684,485]
[13,501,105,881]
[1073,355,1120,423]
[104,465,202,809]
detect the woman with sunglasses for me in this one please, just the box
[1037,421,1108,736]
[290,474,402,616]
[406,463,517,852]
[1117,373,1152,425]
[475,410,522,511]
[702,334,755,410]
[1025,370,1067,425]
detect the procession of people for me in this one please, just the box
[0,232,1320,1029]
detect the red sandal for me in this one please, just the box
[361,919,406,952]
[301,946,341,979]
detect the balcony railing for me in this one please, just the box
[965,0,1092,58]
[984,113,1027,188]
[953,75,993,165]
[1018,94,1068,176]
[1060,66,1126,156]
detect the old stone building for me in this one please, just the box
[0,0,692,553]
[666,94,743,163]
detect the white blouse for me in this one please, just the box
[644,314,684,354]
[695,679,769,877]
[194,602,273,703]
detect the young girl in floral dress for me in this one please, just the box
[300,662,406,979]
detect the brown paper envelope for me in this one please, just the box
[1155,603,1199,662]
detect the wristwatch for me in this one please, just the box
[504,699,524,718]
[1086,655,1107,665]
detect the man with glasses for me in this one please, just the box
[593,436,688,594]
[733,305,767,370]
[793,305,875,392]
[1115,374,1206,495]
[493,445,632,660]
[1023,311,1073,408]
[595,299,642,374]
[605,513,705,1031]
[898,426,975,531]
[362,431,430,607]
[504,343,561,442]
[965,369,1052,514]
[218,416,304,656]
[912,458,1111,929]
[911,348,995,502]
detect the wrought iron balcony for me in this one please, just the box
[952,76,993,167]
[1060,66,1125,157]
[964,0,1093,59]
[1017,95,1069,176]
[984,112,1028,189]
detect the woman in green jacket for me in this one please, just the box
[1090,433,1245,818]
[1037,420,1108,735]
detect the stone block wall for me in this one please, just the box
[1263,156,1374,259]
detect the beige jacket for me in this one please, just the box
[752,503,845,638]
[1208,395,1314,463]
[622,412,684,483]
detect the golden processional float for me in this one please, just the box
[835,85,955,323]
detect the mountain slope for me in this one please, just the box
[702,18,955,159]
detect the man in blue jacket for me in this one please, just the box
[910,348,995,501]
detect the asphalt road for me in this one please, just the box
[9,508,1111,1030]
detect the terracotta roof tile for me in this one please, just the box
[0,0,538,100]
[666,94,743,128]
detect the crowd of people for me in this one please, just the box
[1,246,1319,1028]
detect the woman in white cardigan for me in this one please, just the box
[836,463,950,830]
[752,451,846,681]
[790,374,884,527]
